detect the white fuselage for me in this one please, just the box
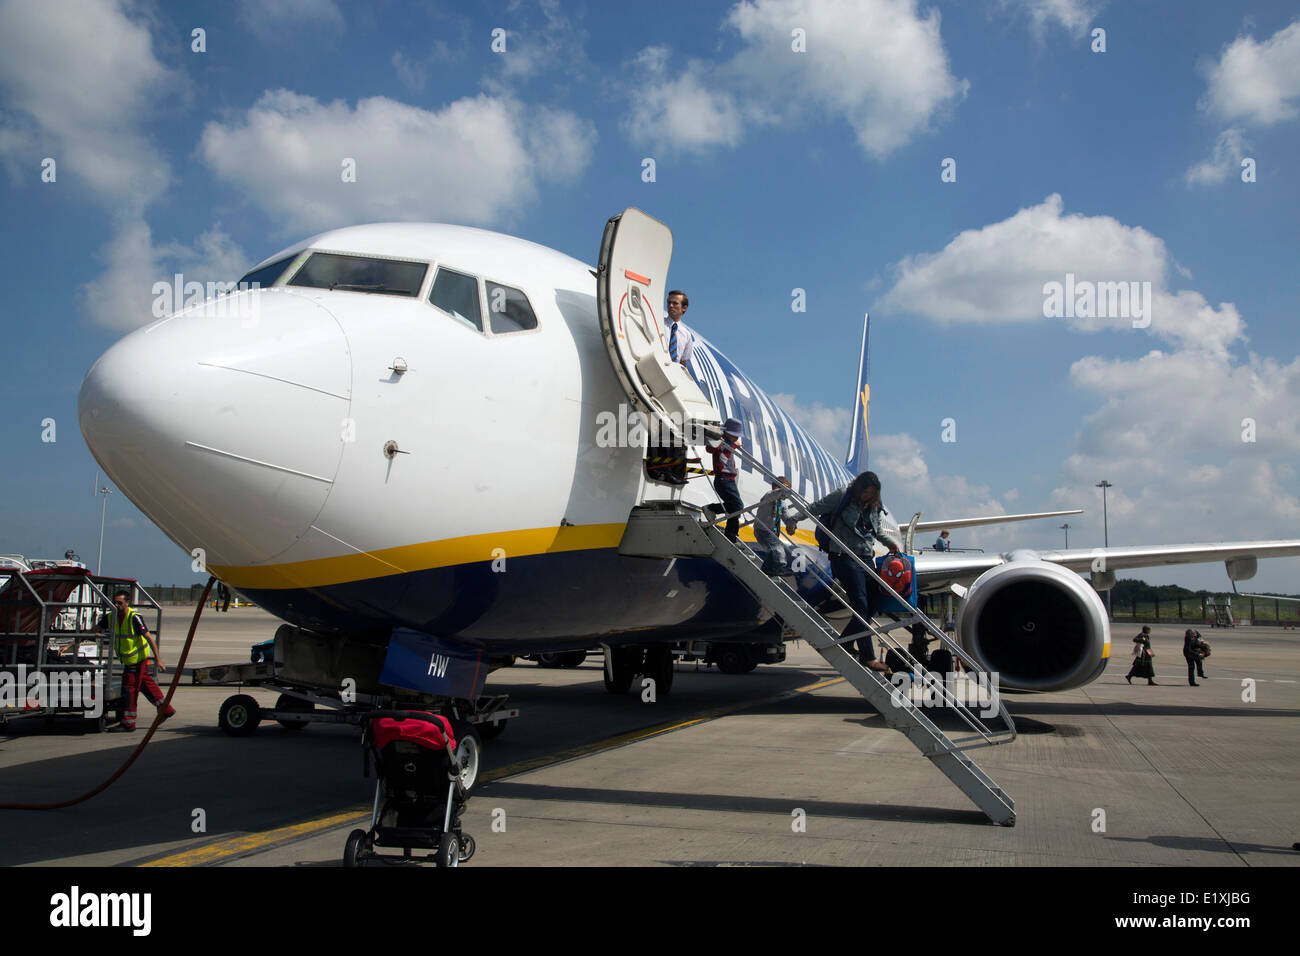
[78,223,850,647]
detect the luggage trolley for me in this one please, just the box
[0,567,156,732]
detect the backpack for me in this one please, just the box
[815,490,852,553]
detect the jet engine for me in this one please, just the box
[956,553,1111,692]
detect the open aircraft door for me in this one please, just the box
[596,209,721,444]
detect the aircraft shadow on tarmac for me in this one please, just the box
[1003,700,1297,720]
[1104,834,1299,857]
[477,780,986,827]
[0,728,365,867]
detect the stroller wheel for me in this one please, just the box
[450,720,482,791]
[343,828,370,868]
[437,832,460,868]
[458,833,476,863]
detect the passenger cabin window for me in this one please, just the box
[238,256,296,289]
[288,252,426,297]
[484,281,538,334]
[429,268,483,332]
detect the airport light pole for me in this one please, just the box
[1096,480,1112,619]
[96,485,113,575]
[1060,523,1071,549]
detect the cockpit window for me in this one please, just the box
[288,252,427,297]
[429,267,483,332]
[238,256,296,289]
[484,281,538,334]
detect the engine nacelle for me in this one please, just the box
[957,558,1111,692]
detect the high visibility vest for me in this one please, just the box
[114,609,153,665]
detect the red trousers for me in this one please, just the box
[119,660,172,728]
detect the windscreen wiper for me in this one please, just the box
[329,282,387,291]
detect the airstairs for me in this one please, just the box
[619,451,1018,826]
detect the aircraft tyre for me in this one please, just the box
[344,829,370,868]
[559,650,588,667]
[928,649,953,676]
[716,644,755,675]
[644,645,674,697]
[449,719,481,791]
[603,646,641,694]
[274,693,314,730]
[218,694,261,736]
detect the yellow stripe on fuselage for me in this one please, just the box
[212,522,823,591]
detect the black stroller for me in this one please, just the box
[344,710,475,867]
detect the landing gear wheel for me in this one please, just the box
[343,828,370,868]
[437,832,460,867]
[559,650,588,667]
[274,693,314,730]
[458,833,476,863]
[603,646,641,694]
[643,645,674,697]
[218,694,261,736]
[449,720,481,791]
[535,652,563,668]
[928,649,953,676]
[716,644,753,675]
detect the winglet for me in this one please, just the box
[844,313,870,475]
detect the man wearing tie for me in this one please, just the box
[647,290,696,486]
[666,290,694,368]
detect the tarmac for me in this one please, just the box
[0,608,1296,867]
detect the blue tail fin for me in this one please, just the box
[844,313,870,475]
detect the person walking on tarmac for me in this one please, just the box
[101,590,176,731]
[1126,625,1157,685]
[1183,628,1207,685]
[806,471,901,673]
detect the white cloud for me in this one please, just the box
[771,393,852,453]
[625,0,966,159]
[391,51,427,92]
[1187,20,1300,188]
[492,0,590,83]
[82,219,249,331]
[238,0,343,38]
[999,0,1101,36]
[1200,20,1300,126]
[198,90,596,233]
[877,194,1244,355]
[0,0,175,212]
[623,48,744,154]
[1051,350,1300,540]
[868,432,1032,551]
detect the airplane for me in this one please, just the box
[76,209,1300,706]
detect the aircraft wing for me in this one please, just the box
[910,509,1082,534]
[911,539,1300,591]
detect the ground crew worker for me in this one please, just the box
[101,590,176,731]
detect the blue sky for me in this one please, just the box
[1,0,1297,593]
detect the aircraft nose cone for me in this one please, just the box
[78,290,352,567]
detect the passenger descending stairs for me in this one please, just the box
[619,501,1018,826]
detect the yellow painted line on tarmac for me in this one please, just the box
[140,670,848,867]
[141,806,370,867]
